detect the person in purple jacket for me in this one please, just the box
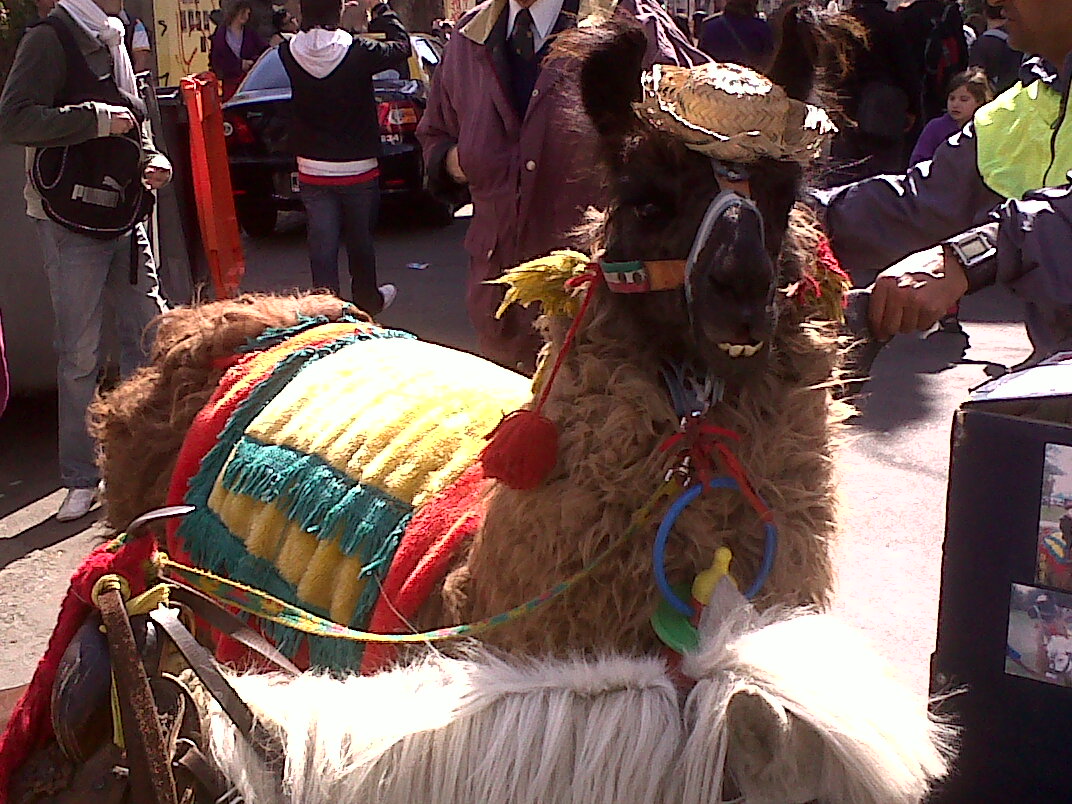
[910,67,992,166]
[209,0,269,100]
[697,0,773,71]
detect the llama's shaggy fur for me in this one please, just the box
[445,210,845,656]
[199,607,950,804]
[202,652,681,804]
[91,294,366,531]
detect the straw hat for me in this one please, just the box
[634,62,836,164]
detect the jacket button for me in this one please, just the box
[486,248,495,259]
[531,88,539,97]
[525,160,536,171]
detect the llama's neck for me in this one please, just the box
[447,302,843,658]
[457,308,685,655]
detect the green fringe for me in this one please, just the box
[220,437,412,556]
[175,326,418,673]
[239,311,374,354]
[180,500,368,670]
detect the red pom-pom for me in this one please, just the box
[480,410,559,490]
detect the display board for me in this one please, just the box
[931,353,1072,801]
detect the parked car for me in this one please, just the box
[222,33,452,237]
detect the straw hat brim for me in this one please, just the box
[634,62,836,164]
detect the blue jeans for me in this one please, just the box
[35,219,169,488]
[300,180,383,314]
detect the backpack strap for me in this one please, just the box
[30,16,94,105]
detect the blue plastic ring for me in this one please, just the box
[652,476,778,617]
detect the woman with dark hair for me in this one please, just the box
[279,0,410,313]
[269,7,300,45]
[210,0,269,99]
[697,0,773,70]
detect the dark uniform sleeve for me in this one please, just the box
[813,122,1004,275]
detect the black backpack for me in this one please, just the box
[922,1,968,104]
[29,16,154,240]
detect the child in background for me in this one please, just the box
[910,67,992,166]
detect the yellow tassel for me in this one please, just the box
[488,250,593,319]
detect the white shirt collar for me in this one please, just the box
[507,0,565,52]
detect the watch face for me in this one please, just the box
[960,237,990,261]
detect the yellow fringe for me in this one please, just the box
[489,250,593,320]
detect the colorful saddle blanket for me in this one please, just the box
[166,318,531,673]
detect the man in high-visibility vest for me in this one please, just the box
[816,0,1072,361]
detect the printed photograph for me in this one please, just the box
[1036,443,1072,592]
[1007,583,1072,688]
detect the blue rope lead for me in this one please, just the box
[652,476,778,618]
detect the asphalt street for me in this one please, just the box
[0,210,1032,696]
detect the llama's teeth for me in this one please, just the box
[740,341,764,357]
[717,342,732,352]
[728,344,745,358]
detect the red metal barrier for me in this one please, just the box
[181,72,244,299]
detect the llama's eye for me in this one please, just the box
[635,202,664,220]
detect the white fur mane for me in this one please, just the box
[204,652,681,804]
[201,608,954,804]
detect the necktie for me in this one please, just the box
[510,7,536,62]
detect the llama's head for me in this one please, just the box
[559,6,849,379]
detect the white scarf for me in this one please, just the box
[56,0,138,97]
[288,28,353,79]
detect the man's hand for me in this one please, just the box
[869,245,969,340]
[108,107,137,136]
[241,59,254,71]
[143,157,172,190]
[445,145,467,184]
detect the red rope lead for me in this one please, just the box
[659,420,773,524]
[480,266,603,490]
[533,266,603,414]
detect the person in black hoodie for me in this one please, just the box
[279,0,410,314]
[825,0,921,184]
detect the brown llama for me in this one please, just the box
[3,12,955,804]
[92,8,855,667]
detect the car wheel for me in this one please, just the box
[235,197,278,238]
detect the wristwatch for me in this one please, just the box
[943,227,998,293]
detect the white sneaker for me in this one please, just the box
[55,487,98,522]
[378,284,397,311]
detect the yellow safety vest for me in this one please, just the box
[975,79,1072,200]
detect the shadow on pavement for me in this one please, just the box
[0,510,103,571]
[849,329,970,433]
[0,392,106,569]
[0,393,59,521]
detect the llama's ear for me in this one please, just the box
[553,17,647,142]
[768,1,859,102]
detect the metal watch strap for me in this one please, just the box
[945,227,998,294]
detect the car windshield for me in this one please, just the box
[240,47,288,92]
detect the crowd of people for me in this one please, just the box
[0,0,1068,522]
